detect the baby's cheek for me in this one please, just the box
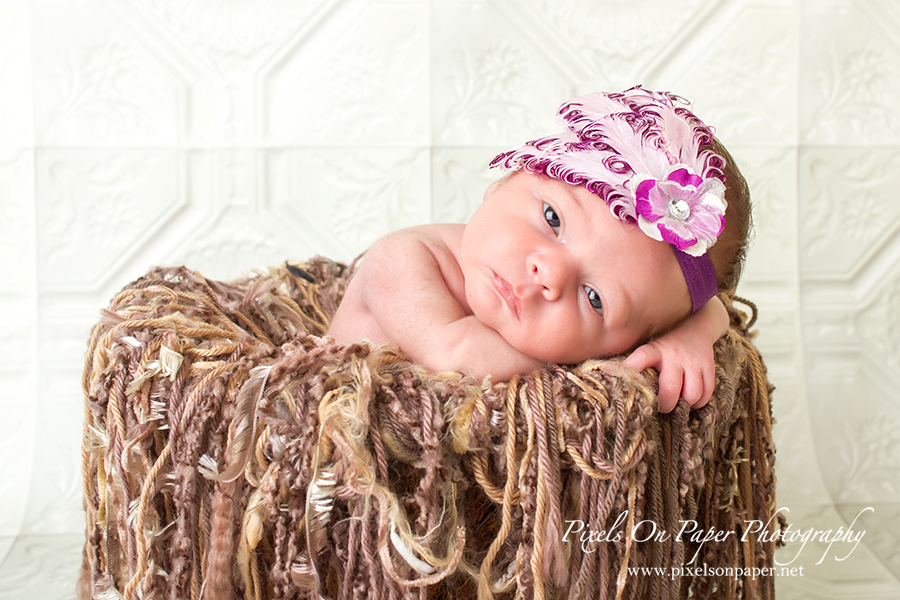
[512,331,576,364]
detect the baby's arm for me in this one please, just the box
[623,296,729,413]
[329,229,544,380]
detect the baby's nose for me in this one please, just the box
[527,252,571,301]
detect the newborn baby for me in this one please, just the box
[329,87,751,413]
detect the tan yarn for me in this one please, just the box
[79,257,781,600]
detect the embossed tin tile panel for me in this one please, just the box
[0,535,83,600]
[266,1,430,146]
[0,149,36,291]
[0,1,33,147]
[647,2,799,147]
[33,0,185,147]
[35,149,184,291]
[520,0,716,87]
[0,148,37,539]
[798,141,900,586]
[839,503,900,582]
[3,0,900,595]
[431,147,505,223]
[431,0,578,146]
[774,504,900,599]
[801,0,900,145]
[269,147,432,264]
[734,146,799,290]
[20,381,85,535]
[798,147,900,283]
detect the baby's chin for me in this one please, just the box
[486,316,616,365]
[503,330,639,365]
[506,338,597,366]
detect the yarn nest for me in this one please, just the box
[79,257,779,600]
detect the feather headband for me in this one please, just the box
[489,86,726,312]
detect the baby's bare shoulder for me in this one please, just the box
[360,224,468,313]
[378,224,463,254]
[330,225,463,344]
[366,225,464,280]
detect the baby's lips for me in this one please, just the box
[492,272,520,318]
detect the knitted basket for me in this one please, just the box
[79,257,780,600]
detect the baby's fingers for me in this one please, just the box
[681,364,715,409]
[656,365,683,414]
[680,367,705,407]
[696,364,716,409]
[623,344,662,372]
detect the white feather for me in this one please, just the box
[120,335,142,348]
[291,466,337,594]
[390,522,436,575]
[201,365,273,482]
[125,360,160,396]
[159,345,183,381]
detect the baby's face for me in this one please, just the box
[460,171,691,364]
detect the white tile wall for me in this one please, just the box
[2,0,899,596]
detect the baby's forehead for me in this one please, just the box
[508,171,616,218]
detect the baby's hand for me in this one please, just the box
[623,296,728,413]
[623,330,715,413]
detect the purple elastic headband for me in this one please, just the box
[674,249,718,313]
[490,86,726,313]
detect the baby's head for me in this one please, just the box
[460,86,751,363]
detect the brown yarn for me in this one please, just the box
[79,257,781,600]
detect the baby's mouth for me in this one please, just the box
[492,273,519,318]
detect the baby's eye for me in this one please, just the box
[584,286,603,315]
[543,203,561,234]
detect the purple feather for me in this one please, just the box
[489,86,728,254]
